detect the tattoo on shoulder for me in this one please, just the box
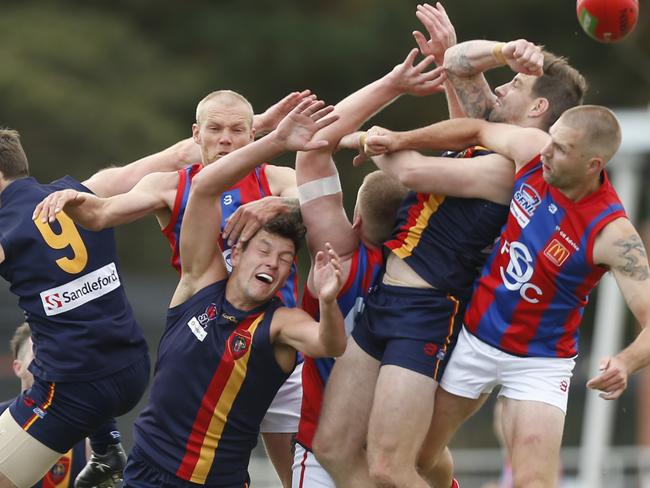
[613,235,650,280]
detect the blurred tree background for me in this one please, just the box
[0,0,648,461]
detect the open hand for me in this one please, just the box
[256,90,312,134]
[387,48,447,97]
[275,97,339,152]
[413,2,457,63]
[223,196,293,246]
[312,242,344,302]
[33,189,87,223]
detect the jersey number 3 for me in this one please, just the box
[34,212,88,274]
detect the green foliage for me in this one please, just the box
[0,0,648,274]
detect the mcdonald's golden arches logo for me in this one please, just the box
[544,239,570,266]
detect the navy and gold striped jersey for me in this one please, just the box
[385,147,510,300]
[133,280,292,486]
[0,177,147,382]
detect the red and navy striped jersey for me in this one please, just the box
[162,163,299,307]
[133,280,291,486]
[464,157,626,358]
[296,244,382,450]
[384,147,510,299]
[0,177,147,382]
[0,398,86,488]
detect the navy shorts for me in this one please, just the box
[352,283,464,380]
[124,444,250,488]
[9,353,149,453]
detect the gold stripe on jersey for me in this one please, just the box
[391,194,445,259]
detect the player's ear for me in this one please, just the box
[12,359,22,378]
[529,98,549,119]
[352,213,362,231]
[192,123,201,144]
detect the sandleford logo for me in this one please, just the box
[40,263,121,316]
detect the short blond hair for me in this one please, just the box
[357,171,407,246]
[195,90,254,127]
[9,322,31,361]
[561,105,621,164]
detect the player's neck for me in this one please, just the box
[225,279,267,312]
[556,176,602,202]
[0,176,20,195]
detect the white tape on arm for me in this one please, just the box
[297,174,342,205]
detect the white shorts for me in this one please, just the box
[292,443,334,488]
[440,327,575,413]
[261,362,303,433]
[0,409,63,487]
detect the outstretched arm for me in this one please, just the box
[370,150,514,205]
[275,243,347,358]
[171,98,338,305]
[82,137,199,197]
[33,171,176,230]
[587,219,650,399]
[298,49,447,265]
[443,39,543,119]
[361,118,548,171]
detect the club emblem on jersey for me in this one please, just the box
[230,330,252,360]
[511,183,542,228]
[544,239,570,267]
[197,303,218,326]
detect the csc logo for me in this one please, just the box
[43,293,63,310]
[499,241,542,304]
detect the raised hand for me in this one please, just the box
[413,2,457,63]
[386,48,447,97]
[255,89,312,135]
[274,97,339,152]
[502,39,544,77]
[312,243,344,303]
[33,189,88,223]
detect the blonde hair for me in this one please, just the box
[561,105,621,164]
[195,90,254,127]
[357,171,407,246]
[10,323,31,361]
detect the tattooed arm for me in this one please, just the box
[587,217,650,399]
[443,39,544,120]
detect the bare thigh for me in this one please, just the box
[419,387,488,471]
[367,365,436,469]
[501,398,565,488]
[314,338,380,456]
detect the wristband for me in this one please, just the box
[492,43,506,65]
